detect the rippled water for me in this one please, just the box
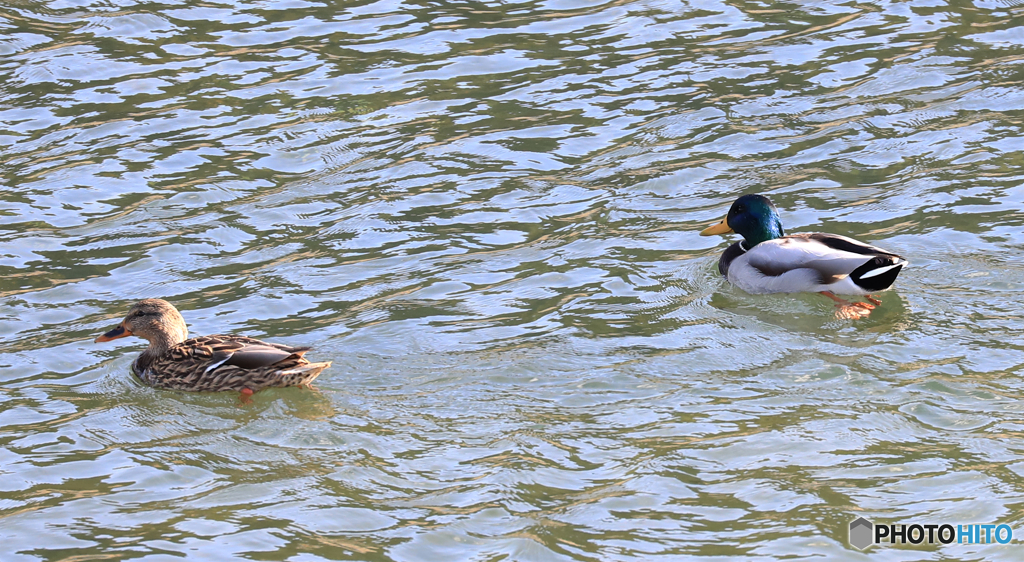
[3,0,1024,559]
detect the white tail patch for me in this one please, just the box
[859,261,906,279]
[279,362,331,376]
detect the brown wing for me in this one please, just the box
[189,335,311,370]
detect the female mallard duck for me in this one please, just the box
[700,194,907,318]
[95,299,331,395]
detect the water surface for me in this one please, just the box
[2,0,1024,560]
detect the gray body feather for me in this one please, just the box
[720,233,907,295]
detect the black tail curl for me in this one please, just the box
[850,257,905,292]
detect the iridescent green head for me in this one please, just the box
[700,194,785,247]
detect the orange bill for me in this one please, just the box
[95,323,132,343]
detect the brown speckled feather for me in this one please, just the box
[134,335,329,392]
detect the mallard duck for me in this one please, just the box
[95,299,331,395]
[699,194,907,318]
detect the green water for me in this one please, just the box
[2,0,1024,560]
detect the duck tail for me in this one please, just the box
[851,257,907,292]
[278,361,331,387]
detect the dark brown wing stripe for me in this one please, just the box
[223,346,296,369]
[801,233,901,258]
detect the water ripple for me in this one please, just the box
[2,0,1024,560]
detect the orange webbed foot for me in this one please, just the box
[239,387,255,405]
[834,301,875,320]
[819,292,875,320]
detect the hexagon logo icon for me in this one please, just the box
[849,517,874,550]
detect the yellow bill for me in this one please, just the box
[700,217,733,236]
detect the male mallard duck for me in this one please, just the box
[95,299,331,395]
[699,194,907,318]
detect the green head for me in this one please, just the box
[700,194,785,247]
